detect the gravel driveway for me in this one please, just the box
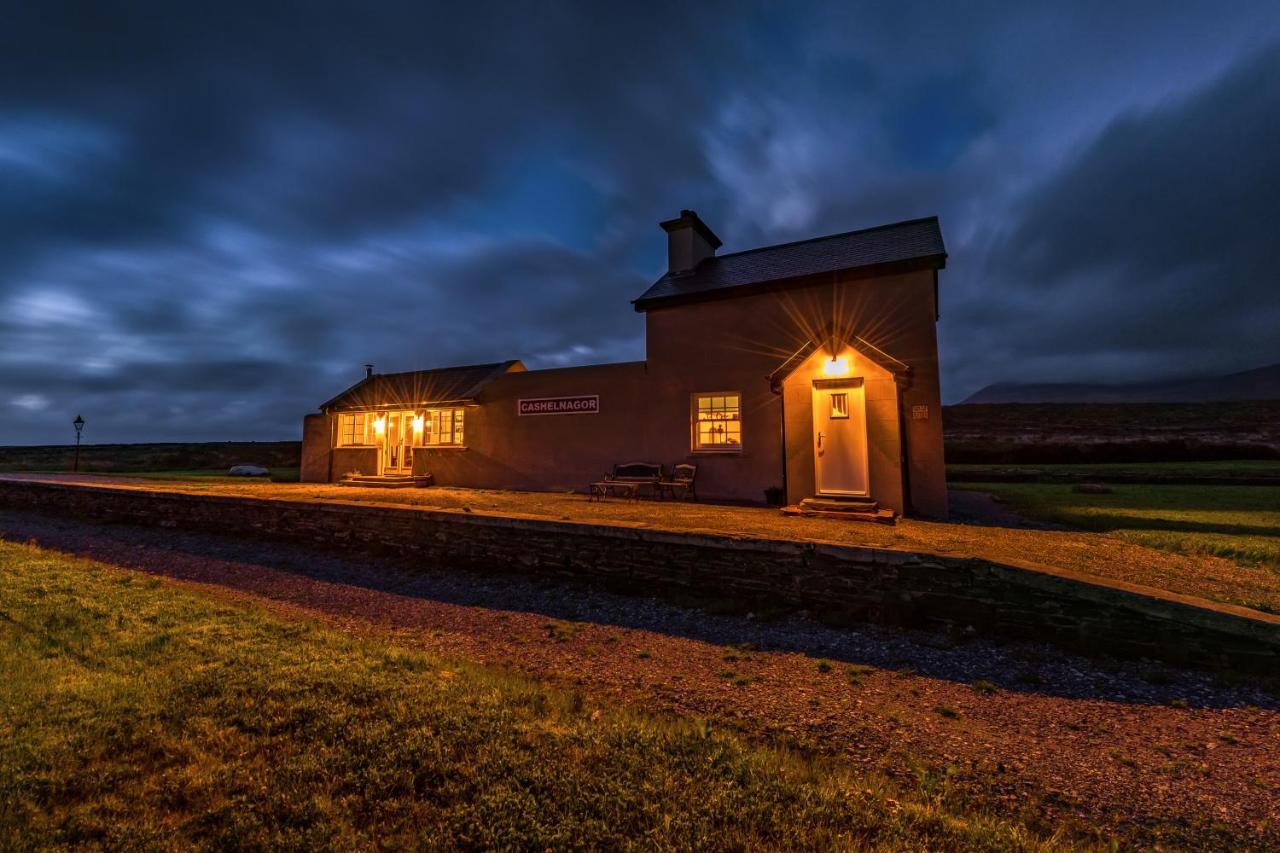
[2,508,1276,846]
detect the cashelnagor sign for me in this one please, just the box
[517,395,600,416]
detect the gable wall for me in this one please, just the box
[643,267,946,514]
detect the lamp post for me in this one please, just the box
[73,415,85,473]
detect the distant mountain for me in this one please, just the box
[962,363,1280,404]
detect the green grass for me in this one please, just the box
[960,482,1280,569]
[0,540,1057,850]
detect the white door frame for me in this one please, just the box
[811,378,870,497]
[380,411,414,475]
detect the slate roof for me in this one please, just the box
[321,361,522,411]
[634,216,945,310]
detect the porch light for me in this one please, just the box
[822,355,850,377]
[373,415,386,435]
[412,415,424,434]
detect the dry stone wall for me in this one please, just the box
[1,479,1275,673]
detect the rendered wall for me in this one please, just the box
[643,268,946,515]
[414,361,655,493]
[332,447,378,478]
[300,413,332,483]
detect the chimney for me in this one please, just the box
[660,209,722,274]
[364,364,374,379]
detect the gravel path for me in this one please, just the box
[3,508,1277,846]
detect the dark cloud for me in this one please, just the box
[942,43,1280,394]
[1,2,1278,443]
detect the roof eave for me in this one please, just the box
[317,359,523,413]
[318,376,372,412]
[323,397,480,413]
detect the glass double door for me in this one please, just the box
[381,411,414,475]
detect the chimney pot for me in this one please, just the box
[365,364,374,379]
[660,209,722,274]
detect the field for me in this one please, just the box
[0,539,1050,850]
[106,467,301,482]
[948,460,1280,485]
[4,408,1277,847]
[954,482,1280,571]
[944,401,1280,463]
[0,441,300,475]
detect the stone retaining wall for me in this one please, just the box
[1,478,1276,673]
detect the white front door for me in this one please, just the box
[812,381,869,496]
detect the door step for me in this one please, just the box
[798,496,879,513]
[781,496,897,524]
[338,474,433,489]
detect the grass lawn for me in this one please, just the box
[960,482,1280,570]
[0,539,1054,850]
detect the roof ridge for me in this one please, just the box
[370,360,514,379]
[708,215,941,263]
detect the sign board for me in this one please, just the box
[911,404,930,420]
[518,395,600,416]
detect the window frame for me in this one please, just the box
[690,391,743,453]
[335,412,373,447]
[415,406,467,448]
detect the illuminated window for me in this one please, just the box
[830,392,849,419]
[692,393,741,451]
[417,407,466,446]
[336,413,371,446]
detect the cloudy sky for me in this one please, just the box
[3,2,1279,444]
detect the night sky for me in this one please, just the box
[3,2,1279,445]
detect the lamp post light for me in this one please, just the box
[73,415,85,473]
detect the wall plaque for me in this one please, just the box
[518,395,600,416]
[911,404,930,420]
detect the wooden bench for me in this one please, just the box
[657,463,698,502]
[589,462,663,501]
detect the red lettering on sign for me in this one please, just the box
[517,395,600,415]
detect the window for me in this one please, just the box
[830,392,849,419]
[417,407,466,446]
[336,413,371,446]
[692,393,741,451]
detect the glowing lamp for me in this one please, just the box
[373,415,386,436]
[822,355,850,377]
[412,415,424,433]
